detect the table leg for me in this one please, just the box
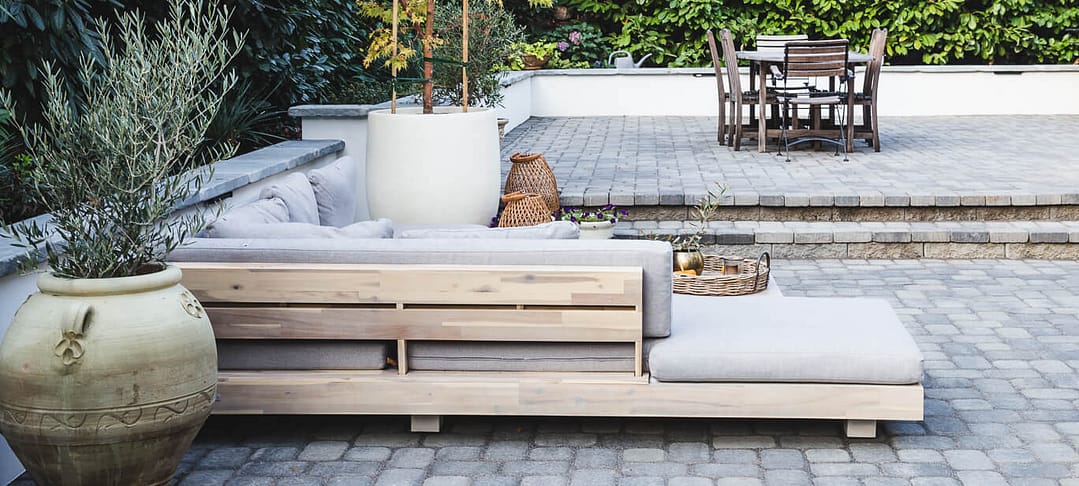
[758,62,767,153]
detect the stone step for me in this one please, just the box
[613,220,1079,259]
[613,204,1079,223]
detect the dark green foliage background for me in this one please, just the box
[560,0,1079,67]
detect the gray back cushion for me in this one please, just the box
[397,220,579,239]
[259,171,320,224]
[307,156,357,227]
[171,238,673,338]
[204,197,290,238]
[204,219,393,239]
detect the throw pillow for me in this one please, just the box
[307,156,357,227]
[203,197,290,238]
[205,218,394,239]
[258,171,320,224]
[396,220,580,239]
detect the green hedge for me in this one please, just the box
[561,0,1079,66]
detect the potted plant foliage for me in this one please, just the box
[657,183,727,274]
[0,1,240,484]
[558,205,628,240]
[359,0,548,225]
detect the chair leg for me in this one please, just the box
[862,105,872,144]
[780,100,791,162]
[870,100,880,152]
[838,103,849,162]
[718,97,726,144]
[732,103,742,151]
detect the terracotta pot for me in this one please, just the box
[0,265,217,486]
[578,220,615,239]
[521,54,548,70]
[672,250,705,275]
[553,6,570,20]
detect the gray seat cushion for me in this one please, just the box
[217,340,390,370]
[649,297,923,385]
[408,341,635,372]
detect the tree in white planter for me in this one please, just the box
[0,1,241,483]
[358,0,549,225]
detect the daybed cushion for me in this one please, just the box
[217,340,390,370]
[649,297,923,385]
[307,156,357,227]
[170,238,672,338]
[204,197,290,238]
[408,342,635,372]
[259,172,320,224]
[396,220,579,239]
[204,219,394,239]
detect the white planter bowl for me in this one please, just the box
[578,220,615,239]
[366,107,500,225]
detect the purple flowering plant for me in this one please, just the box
[557,205,628,224]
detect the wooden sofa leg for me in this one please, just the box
[844,419,877,438]
[411,415,443,433]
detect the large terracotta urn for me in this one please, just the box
[0,265,217,486]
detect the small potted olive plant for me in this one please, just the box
[558,205,628,239]
[659,183,727,275]
[0,2,240,484]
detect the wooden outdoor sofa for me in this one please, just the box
[172,238,924,438]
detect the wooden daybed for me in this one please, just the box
[177,261,923,438]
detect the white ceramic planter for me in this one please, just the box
[578,220,615,239]
[366,107,500,225]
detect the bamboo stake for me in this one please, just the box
[461,0,469,112]
[390,0,399,114]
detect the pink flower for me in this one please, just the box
[557,41,569,51]
[568,31,582,45]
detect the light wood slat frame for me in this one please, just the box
[177,262,922,437]
[178,262,645,375]
[213,369,924,424]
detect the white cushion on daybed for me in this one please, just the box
[397,220,579,239]
[648,297,923,385]
[204,219,394,239]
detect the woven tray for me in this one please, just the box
[672,253,770,296]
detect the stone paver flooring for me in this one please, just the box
[67,259,1068,486]
[501,116,1079,205]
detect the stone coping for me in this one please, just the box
[561,191,1079,208]
[289,64,1077,119]
[0,139,343,279]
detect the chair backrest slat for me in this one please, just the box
[719,29,742,98]
[783,39,849,79]
[706,29,725,101]
[863,28,888,97]
[756,34,808,54]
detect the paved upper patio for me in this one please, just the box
[501,115,1079,207]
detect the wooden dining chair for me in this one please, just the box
[853,28,887,152]
[770,39,853,162]
[706,29,728,144]
[719,28,761,151]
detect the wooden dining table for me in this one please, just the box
[736,50,875,153]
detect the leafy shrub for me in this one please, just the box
[1,0,241,278]
[541,22,608,67]
[560,0,1079,66]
